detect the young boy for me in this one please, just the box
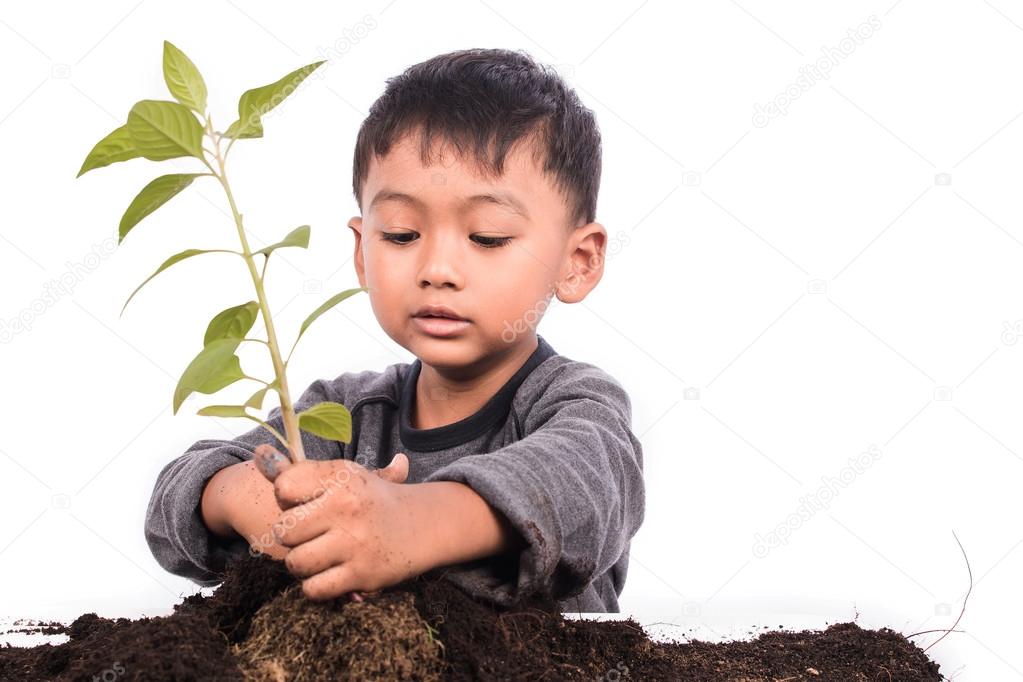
[144,47,645,613]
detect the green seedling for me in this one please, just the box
[77,40,365,462]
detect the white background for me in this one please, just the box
[2,1,1021,679]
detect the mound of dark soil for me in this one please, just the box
[0,554,942,681]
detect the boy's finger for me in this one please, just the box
[349,589,382,602]
[254,443,291,482]
[301,562,358,601]
[273,460,346,509]
[372,452,410,484]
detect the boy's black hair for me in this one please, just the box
[352,48,601,228]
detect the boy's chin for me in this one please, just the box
[411,333,534,373]
[411,333,471,357]
[408,332,501,370]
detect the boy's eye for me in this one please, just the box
[470,234,512,249]
[380,231,416,244]
[379,232,512,249]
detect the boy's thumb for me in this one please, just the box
[373,452,409,484]
[254,443,292,482]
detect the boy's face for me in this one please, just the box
[348,128,605,374]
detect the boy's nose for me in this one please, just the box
[416,233,463,289]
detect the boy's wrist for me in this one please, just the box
[200,463,241,538]
[406,480,525,572]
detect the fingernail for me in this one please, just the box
[256,456,278,480]
[350,591,364,602]
[271,523,283,542]
[255,445,289,480]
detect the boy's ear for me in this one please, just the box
[555,222,606,304]
[348,216,367,288]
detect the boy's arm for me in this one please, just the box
[421,363,645,607]
[144,378,343,584]
[404,480,528,565]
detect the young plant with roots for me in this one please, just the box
[77,40,364,463]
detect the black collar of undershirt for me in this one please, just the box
[399,335,558,452]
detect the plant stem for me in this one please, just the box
[204,125,306,462]
[245,417,287,449]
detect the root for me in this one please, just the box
[904,529,972,654]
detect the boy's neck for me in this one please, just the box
[412,335,540,430]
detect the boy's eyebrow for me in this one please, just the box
[369,188,530,219]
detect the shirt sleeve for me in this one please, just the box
[143,377,345,585]
[421,362,646,607]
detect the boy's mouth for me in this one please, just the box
[412,304,471,337]
[413,304,469,321]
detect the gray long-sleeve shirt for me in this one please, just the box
[144,334,645,612]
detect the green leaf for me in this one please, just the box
[204,301,260,346]
[297,287,366,342]
[119,173,207,243]
[224,60,326,139]
[173,338,245,414]
[244,386,270,410]
[297,402,352,442]
[224,118,262,140]
[121,248,236,316]
[196,404,250,418]
[196,379,278,416]
[127,99,204,160]
[162,41,208,114]
[77,124,140,177]
[255,225,310,256]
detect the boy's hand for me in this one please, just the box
[200,459,289,560]
[201,446,413,571]
[253,446,419,601]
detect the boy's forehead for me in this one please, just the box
[363,132,560,220]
